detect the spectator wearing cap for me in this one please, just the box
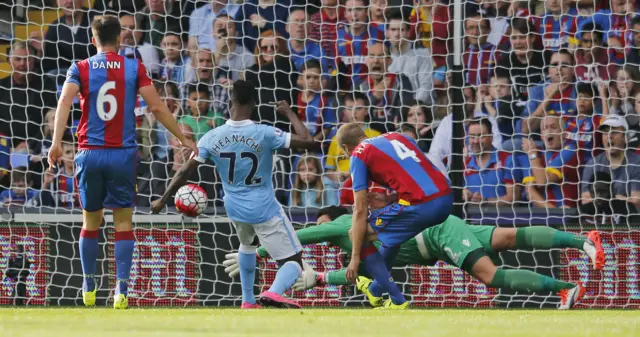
[575,22,617,83]
[386,9,434,106]
[523,115,582,208]
[188,0,240,52]
[42,0,96,75]
[463,118,520,206]
[357,41,414,134]
[462,12,497,86]
[582,115,640,210]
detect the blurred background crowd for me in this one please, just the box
[0,0,639,215]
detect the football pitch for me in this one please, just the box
[0,308,636,337]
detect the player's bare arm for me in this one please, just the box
[48,82,80,169]
[346,189,368,283]
[140,85,198,156]
[151,158,201,213]
[273,101,316,149]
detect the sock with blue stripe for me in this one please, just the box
[238,245,258,304]
[115,231,135,296]
[79,228,99,292]
[361,244,406,305]
[268,261,302,295]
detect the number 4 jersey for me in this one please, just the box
[350,132,451,204]
[66,51,152,149]
[194,120,292,224]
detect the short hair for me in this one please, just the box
[187,84,211,98]
[288,6,307,20]
[336,123,366,148]
[317,206,350,221]
[11,167,28,183]
[345,91,370,106]
[91,15,121,46]
[632,15,640,27]
[154,81,179,98]
[9,41,29,56]
[576,82,597,97]
[302,59,322,73]
[491,74,511,84]
[385,8,409,29]
[554,48,575,65]
[231,80,255,106]
[368,40,391,55]
[579,22,604,41]
[62,132,75,144]
[163,32,183,42]
[467,117,492,134]
[510,17,535,35]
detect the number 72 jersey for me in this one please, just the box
[66,51,152,150]
[350,132,451,204]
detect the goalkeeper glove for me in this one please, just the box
[293,261,322,291]
[223,253,240,278]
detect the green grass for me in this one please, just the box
[0,308,637,337]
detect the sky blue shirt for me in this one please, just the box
[194,119,291,223]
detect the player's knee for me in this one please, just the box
[276,252,303,269]
[491,228,517,251]
[469,256,497,286]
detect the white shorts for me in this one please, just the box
[233,207,302,261]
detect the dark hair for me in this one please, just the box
[317,206,349,221]
[91,15,121,46]
[61,132,75,144]
[188,84,211,98]
[231,80,255,106]
[491,73,512,84]
[510,17,535,35]
[579,22,604,41]
[345,91,370,105]
[385,8,409,29]
[467,117,492,133]
[399,123,417,137]
[554,48,575,65]
[576,82,597,97]
[632,15,640,27]
[302,59,322,73]
[11,167,28,183]
[163,32,183,42]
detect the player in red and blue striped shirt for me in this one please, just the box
[48,15,197,310]
[336,123,453,309]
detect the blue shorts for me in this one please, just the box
[368,192,454,247]
[75,148,138,212]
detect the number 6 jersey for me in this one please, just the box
[194,119,292,224]
[65,51,152,149]
[350,132,451,204]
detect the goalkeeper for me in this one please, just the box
[224,206,604,310]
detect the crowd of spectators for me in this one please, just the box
[0,0,639,217]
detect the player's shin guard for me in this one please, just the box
[79,228,99,291]
[238,244,258,305]
[114,231,135,296]
[516,227,585,250]
[268,261,302,295]
[361,244,406,305]
[490,269,575,293]
[368,245,401,297]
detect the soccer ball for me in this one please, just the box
[174,184,207,217]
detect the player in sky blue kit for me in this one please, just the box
[151,80,317,308]
[48,15,197,309]
[336,123,453,309]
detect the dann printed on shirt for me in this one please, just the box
[91,60,121,69]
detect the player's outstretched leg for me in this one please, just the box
[259,254,303,309]
[113,209,135,310]
[237,244,261,309]
[472,256,586,309]
[495,227,605,270]
[361,244,401,307]
[360,243,408,309]
[79,211,103,307]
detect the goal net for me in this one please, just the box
[0,0,639,308]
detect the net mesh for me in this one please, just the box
[0,0,639,307]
